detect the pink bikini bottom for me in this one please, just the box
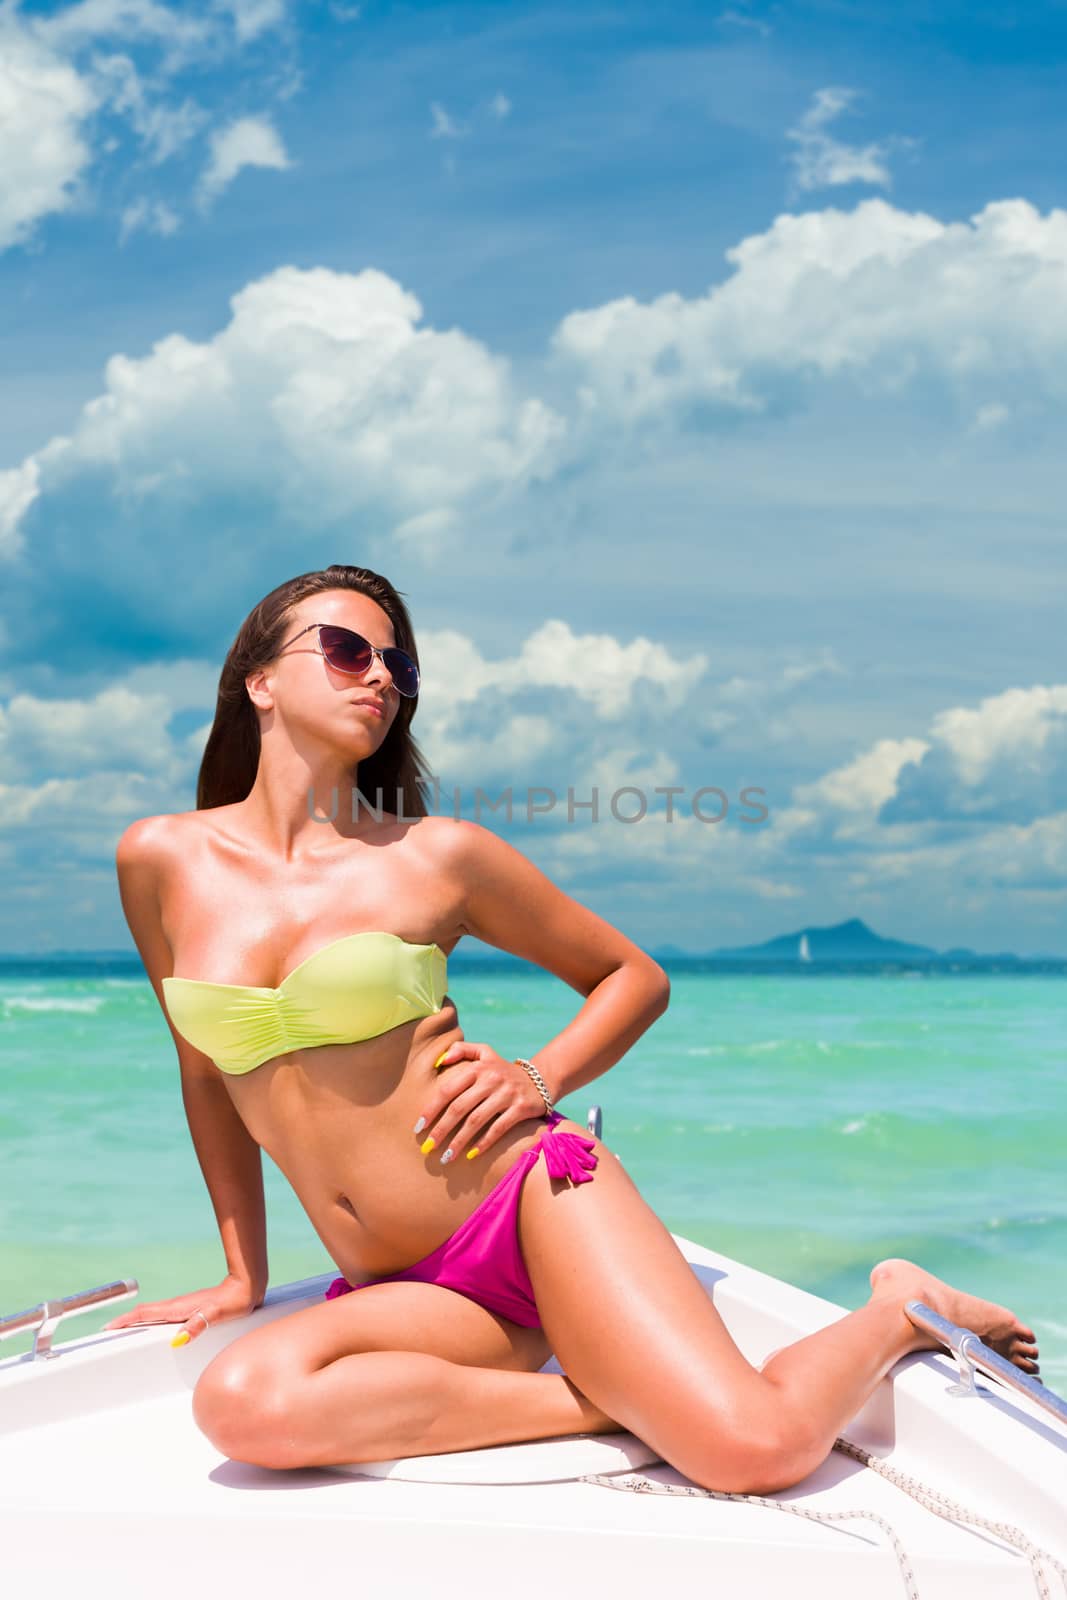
[323,1110,599,1328]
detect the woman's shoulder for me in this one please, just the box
[411,816,540,889]
[410,813,500,864]
[115,809,204,867]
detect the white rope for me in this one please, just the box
[833,1434,1067,1599]
[580,1432,1067,1600]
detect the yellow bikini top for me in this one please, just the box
[162,931,448,1076]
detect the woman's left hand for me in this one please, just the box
[414,1041,549,1165]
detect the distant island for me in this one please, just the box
[648,917,1066,970]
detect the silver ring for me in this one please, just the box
[194,1309,210,1330]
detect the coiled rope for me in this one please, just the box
[580,1432,1067,1600]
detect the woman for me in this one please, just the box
[106,563,1041,1492]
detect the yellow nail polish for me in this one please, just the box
[420,1136,436,1154]
[434,1051,450,1069]
[171,1331,190,1347]
[466,1147,480,1160]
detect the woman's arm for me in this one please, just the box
[115,818,269,1302]
[448,818,671,1103]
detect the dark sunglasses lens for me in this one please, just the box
[383,650,420,697]
[319,626,372,674]
[319,626,420,697]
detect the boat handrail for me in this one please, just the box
[905,1298,1067,1430]
[0,1279,140,1361]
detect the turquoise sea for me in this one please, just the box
[2,959,1065,1385]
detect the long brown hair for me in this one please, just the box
[196,565,432,815]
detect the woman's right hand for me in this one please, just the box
[101,1273,263,1344]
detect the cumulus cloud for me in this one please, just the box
[0,18,98,250]
[196,113,292,208]
[785,87,911,196]
[0,461,41,560]
[0,617,709,901]
[794,736,931,817]
[884,686,1067,826]
[410,621,710,849]
[2,264,566,580]
[0,684,175,780]
[552,197,1067,430]
[418,619,706,724]
[791,684,1067,833]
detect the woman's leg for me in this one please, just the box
[192,1278,621,1470]
[515,1121,1041,1498]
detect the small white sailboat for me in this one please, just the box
[3,1107,1065,1599]
[799,932,813,962]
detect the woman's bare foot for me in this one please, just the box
[868,1257,1041,1375]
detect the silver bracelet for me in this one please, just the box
[514,1057,555,1115]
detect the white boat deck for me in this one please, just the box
[3,1236,1065,1598]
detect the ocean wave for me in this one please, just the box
[3,996,106,1014]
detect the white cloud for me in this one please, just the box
[788,683,1067,837]
[2,263,565,553]
[217,0,288,44]
[794,736,931,815]
[412,621,708,803]
[417,620,705,724]
[489,91,511,119]
[429,101,465,140]
[391,506,459,561]
[196,113,292,208]
[0,0,298,255]
[552,197,1067,429]
[0,19,98,251]
[428,712,558,788]
[930,685,1067,787]
[0,460,41,559]
[785,87,909,195]
[719,652,845,703]
[717,9,772,38]
[30,0,214,63]
[0,684,175,780]
[88,52,208,161]
[118,195,181,241]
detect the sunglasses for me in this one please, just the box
[277,622,420,698]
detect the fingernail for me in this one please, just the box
[434,1051,450,1069]
[440,1147,455,1164]
[413,1116,427,1135]
[171,1331,190,1348]
[420,1136,436,1155]
[466,1147,480,1160]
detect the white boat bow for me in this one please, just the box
[3,1229,1066,1599]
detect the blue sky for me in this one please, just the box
[2,0,1066,956]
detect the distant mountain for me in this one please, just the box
[650,919,1036,964]
[710,917,936,963]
